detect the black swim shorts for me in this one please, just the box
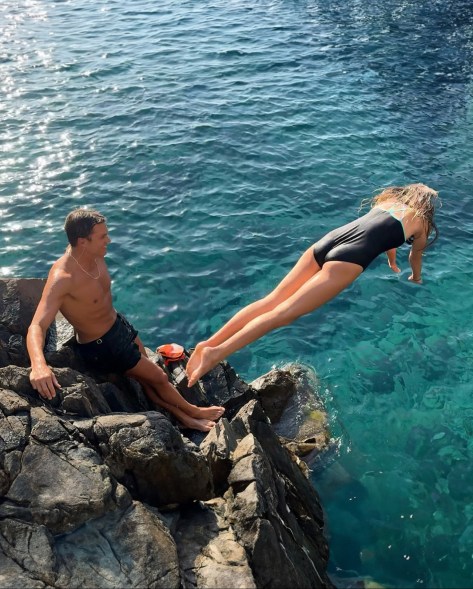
[76,312,142,373]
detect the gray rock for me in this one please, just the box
[0,503,180,589]
[7,334,29,367]
[55,502,180,589]
[252,364,331,467]
[0,365,36,398]
[0,388,30,415]
[0,279,45,337]
[0,366,113,417]
[200,418,238,494]
[174,498,256,589]
[0,439,125,534]
[225,400,331,588]
[0,325,12,368]
[44,311,75,352]
[86,411,213,506]
[98,379,151,413]
[200,360,257,420]
[0,519,56,587]
[251,366,297,423]
[0,278,335,588]
[171,400,334,588]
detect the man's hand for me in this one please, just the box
[30,365,61,399]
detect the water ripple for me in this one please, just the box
[2,0,473,587]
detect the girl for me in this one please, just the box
[186,183,439,387]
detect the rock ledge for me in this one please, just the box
[0,278,334,588]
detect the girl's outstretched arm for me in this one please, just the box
[408,234,428,283]
[386,248,400,273]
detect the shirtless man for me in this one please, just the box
[27,208,224,432]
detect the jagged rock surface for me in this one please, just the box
[0,278,334,588]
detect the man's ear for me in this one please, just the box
[76,236,88,248]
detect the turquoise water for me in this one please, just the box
[1,0,473,586]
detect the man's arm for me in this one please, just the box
[27,270,69,399]
[408,233,428,284]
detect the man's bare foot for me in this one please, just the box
[186,342,207,381]
[179,415,217,432]
[191,405,225,420]
[187,346,222,387]
[388,262,401,273]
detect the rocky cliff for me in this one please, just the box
[0,278,335,589]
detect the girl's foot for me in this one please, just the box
[187,346,222,387]
[388,262,401,273]
[185,341,207,381]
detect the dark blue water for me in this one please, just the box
[2,1,473,586]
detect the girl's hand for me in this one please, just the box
[408,274,423,284]
[386,249,400,273]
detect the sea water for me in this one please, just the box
[1,1,473,587]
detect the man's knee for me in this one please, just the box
[134,336,147,356]
[149,362,171,386]
[128,357,170,386]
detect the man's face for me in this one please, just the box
[84,223,111,257]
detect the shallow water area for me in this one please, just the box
[2,1,473,587]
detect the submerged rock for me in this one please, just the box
[252,363,332,469]
[0,278,335,588]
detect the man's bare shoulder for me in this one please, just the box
[45,254,75,294]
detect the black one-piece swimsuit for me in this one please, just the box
[313,207,413,271]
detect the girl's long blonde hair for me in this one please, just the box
[370,183,440,245]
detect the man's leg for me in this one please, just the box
[139,380,217,432]
[130,344,217,432]
[125,353,224,429]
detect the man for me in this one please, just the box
[27,209,224,432]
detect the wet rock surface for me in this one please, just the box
[0,278,335,588]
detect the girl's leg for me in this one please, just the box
[187,261,363,386]
[186,247,321,377]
